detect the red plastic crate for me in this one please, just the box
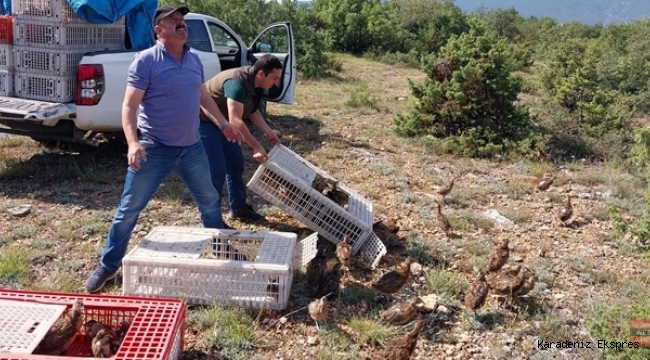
[0,289,186,360]
[0,16,12,44]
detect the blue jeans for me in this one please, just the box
[100,137,224,273]
[199,121,247,211]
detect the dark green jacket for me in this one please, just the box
[200,66,262,122]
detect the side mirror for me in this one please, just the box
[256,42,273,53]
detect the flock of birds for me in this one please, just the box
[303,229,429,360]
[26,149,568,359]
[463,238,537,315]
[32,300,130,357]
[299,149,572,358]
[432,149,574,238]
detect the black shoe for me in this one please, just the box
[85,265,118,293]
[228,204,265,222]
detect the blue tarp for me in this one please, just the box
[67,0,158,49]
[0,0,9,15]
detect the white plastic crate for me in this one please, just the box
[0,70,13,96]
[0,299,67,354]
[0,45,13,70]
[357,232,387,270]
[12,0,81,22]
[14,71,74,102]
[248,145,375,254]
[122,226,318,310]
[12,0,127,24]
[13,19,125,50]
[14,46,83,76]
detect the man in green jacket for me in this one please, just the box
[200,54,283,223]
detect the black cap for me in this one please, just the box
[153,6,189,26]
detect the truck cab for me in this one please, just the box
[0,13,296,145]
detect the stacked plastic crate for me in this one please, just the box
[0,15,14,95]
[10,0,125,102]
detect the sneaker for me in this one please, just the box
[228,204,265,222]
[85,265,117,293]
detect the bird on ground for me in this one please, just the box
[464,268,489,311]
[487,266,531,303]
[308,296,329,331]
[372,316,426,360]
[558,195,573,226]
[372,257,415,298]
[311,261,343,299]
[537,148,553,164]
[535,172,554,192]
[434,176,456,197]
[435,204,451,237]
[380,297,423,325]
[306,249,327,287]
[335,234,353,270]
[486,238,509,273]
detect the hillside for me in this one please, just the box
[453,0,650,25]
[297,0,650,25]
[1,55,650,359]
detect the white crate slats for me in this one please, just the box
[249,163,373,252]
[14,46,83,76]
[0,70,13,96]
[292,232,319,269]
[12,0,80,22]
[247,145,386,268]
[122,227,317,310]
[13,19,125,49]
[0,300,67,354]
[0,45,13,69]
[14,72,74,102]
[7,0,126,102]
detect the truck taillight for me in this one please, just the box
[76,64,105,106]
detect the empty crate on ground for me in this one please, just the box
[0,289,185,359]
[248,144,386,269]
[122,226,318,310]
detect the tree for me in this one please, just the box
[394,26,530,157]
[313,0,375,53]
[482,8,521,41]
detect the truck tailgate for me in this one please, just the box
[0,96,76,121]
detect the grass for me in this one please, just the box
[319,326,359,357]
[424,267,464,300]
[188,304,261,352]
[340,285,376,305]
[587,293,650,359]
[347,316,394,346]
[504,178,533,200]
[447,210,494,232]
[404,233,441,267]
[9,225,37,240]
[0,246,33,287]
[499,207,533,223]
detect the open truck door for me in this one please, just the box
[249,22,296,105]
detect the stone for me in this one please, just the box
[482,209,514,229]
[7,204,31,217]
[306,336,319,346]
[410,262,423,276]
[419,294,438,313]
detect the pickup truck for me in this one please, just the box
[0,13,297,145]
